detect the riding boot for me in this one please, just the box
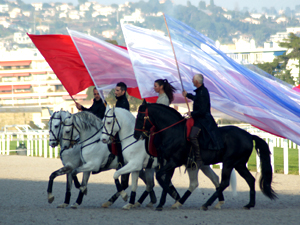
[189,126,203,169]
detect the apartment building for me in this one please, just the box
[0,48,87,129]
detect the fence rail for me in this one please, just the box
[1,126,300,175]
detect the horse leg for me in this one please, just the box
[201,165,233,211]
[235,164,256,209]
[172,167,199,209]
[57,173,73,208]
[102,174,130,208]
[136,168,157,207]
[155,161,180,211]
[113,162,143,202]
[47,165,73,204]
[200,165,226,209]
[122,171,139,210]
[70,171,91,209]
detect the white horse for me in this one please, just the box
[59,111,157,209]
[101,107,235,210]
[48,110,86,208]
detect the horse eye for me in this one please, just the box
[54,125,59,128]
[107,122,111,125]
[66,131,70,134]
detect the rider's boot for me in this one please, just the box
[189,126,203,169]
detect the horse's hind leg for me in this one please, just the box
[201,165,233,211]
[201,166,225,209]
[136,169,156,207]
[70,171,91,209]
[57,173,73,208]
[172,167,199,209]
[235,164,256,209]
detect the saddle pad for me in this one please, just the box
[186,117,194,141]
[147,126,158,157]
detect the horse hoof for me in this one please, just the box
[102,201,113,208]
[134,202,141,208]
[120,191,128,202]
[201,205,208,211]
[171,201,182,209]
[48,193,54,204]
[155,206,163,211]
[146,202,154,208]
[214,201,225,209]
[122,203,134,210]
[70,203,79,209]
[57,203,68,208]
[79,186,87,195]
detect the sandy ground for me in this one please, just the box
[1,155,300,225]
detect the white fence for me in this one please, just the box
[0,130,59,159]
[0,125,300,175]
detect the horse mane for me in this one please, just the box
[150,103,184,120]
[73,111,103,130]
[114,107,135,124]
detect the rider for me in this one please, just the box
[115,82,130,110]
[75,87,106,120]
[153,79,176,166]
[114,82,130,168]
[154,79,176,106]
[182,74,223,168]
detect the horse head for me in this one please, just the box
[101,106,121,144]
[48,110,72,148]
[61,115,80,150]
[134,102,154,140]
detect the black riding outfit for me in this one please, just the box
[186,84,223,166]
[81,98,106,120]
[115,93,130,168]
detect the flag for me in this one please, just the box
[28,34,94,95]
[29,33,158,102]
[121,15,300,144]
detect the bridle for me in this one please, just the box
[135,106,186,137]
[102,108,135,143]
[49,112,63,144]
[61,116,102,153]
[102,108,121,142]
[134,107,154,137]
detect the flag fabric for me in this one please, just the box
[29,33,158,102]
[28,34,94,95]
[121,15,300,144]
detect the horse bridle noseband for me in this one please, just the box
[134,108,154,137]
[49,112,63,143]
[102,109,122,142]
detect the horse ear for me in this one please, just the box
[47,107,53,116]
[142,99,147,105]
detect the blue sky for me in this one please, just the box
[23,0,300,11]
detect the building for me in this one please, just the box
[0,48,87,129]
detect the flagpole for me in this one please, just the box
[163,13,190,113]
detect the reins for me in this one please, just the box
[135,107,186,136]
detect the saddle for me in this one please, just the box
[186,117,194,141]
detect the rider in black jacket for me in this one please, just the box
[76,87,106,120]
[115,82,130,111]
[183,74,223,168]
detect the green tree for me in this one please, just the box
[278,33,300,84]
[198,1,206,10]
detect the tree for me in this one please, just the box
[278,33,300,84]
[187,1,192,8]
[198,1,206,10]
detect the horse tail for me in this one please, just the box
[252,135,277,200]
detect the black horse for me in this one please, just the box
[134,102,277,210]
